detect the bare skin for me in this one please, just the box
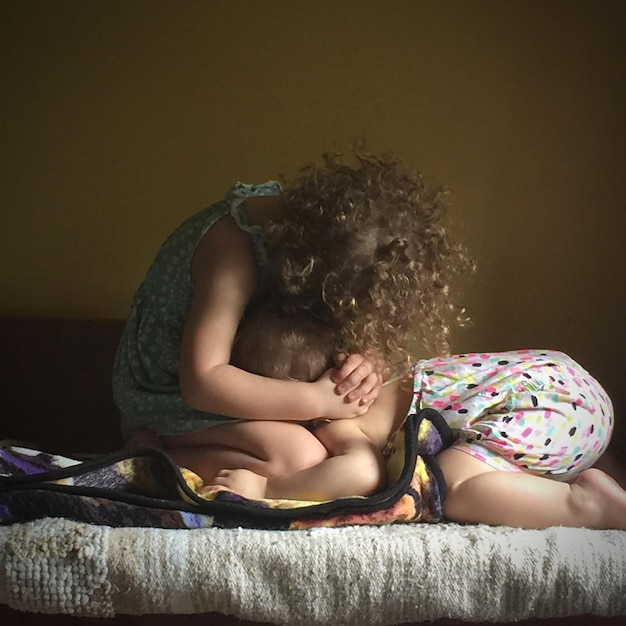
[207,381,406,501]
[164,421,329,483]
[204,380,626,530]
[161,368,376,482]
[438,448,626,530]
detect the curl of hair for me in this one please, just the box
[261,147,475,375]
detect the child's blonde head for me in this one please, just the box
[231,298,334,382]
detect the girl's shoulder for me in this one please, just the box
[191,182,283,285]
[165,180,283,248]
[226,181,283,227]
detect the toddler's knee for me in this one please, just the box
[268,436,328,476]
[293,440,329,471]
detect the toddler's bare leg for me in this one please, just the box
[204,421,385,501]
[438,448,626,529]
[163,421,328,484]
[594,449,626,488]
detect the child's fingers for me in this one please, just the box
[347,372,383,404]
[330,353,364,384]
[335,359,374,395]
[199,484,229,496]
[332,352,349,370]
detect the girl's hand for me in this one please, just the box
[331,353,383,406]
[314,369,374,420]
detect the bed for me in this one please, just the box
[1,318,625,626]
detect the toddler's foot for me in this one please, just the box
[574,468,626,530]
[205,468,268,500]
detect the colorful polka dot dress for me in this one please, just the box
[410,350,613,480]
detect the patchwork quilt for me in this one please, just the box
[0,408,453,530]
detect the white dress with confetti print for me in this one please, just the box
[410,350,613,481]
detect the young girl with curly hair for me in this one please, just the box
[216,298,626,530]
[113,148,473,483]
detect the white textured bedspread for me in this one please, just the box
[1,518,625,625]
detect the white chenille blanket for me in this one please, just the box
[1,518,625,625]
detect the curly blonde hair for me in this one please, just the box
[261,147,475,375]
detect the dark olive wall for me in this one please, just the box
[2,1,624,454]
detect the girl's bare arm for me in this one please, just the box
[178,217,367,422]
